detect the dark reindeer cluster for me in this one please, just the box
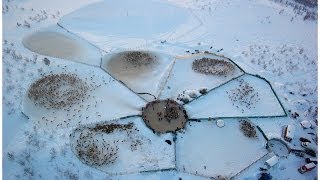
[227,79,260,112]
[164,106,180,121]
[239,119,257,138]
[119,51,157,68]
[192,57,235,76]
[70,122,135,167]
[72,129,119,167]
[28,73,89,109]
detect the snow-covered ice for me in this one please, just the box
[22,25,102,66]
[58,0,203,51]
[101,51,175,101]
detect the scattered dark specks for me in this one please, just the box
[165,140,172,145]
[217,48,224,52]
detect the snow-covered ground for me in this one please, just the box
[22,63,146,129]
[69,117,175,174]
[176,120,268,179]
[3,0,317,179]
[185,74,286,118]
[159,53,245,101]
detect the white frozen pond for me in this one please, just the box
[22,25,102,66]
[58,0,202,50]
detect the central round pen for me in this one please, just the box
[142,99,188,133]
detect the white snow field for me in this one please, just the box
[22,63,146,129]
[176,120,268,179]
[2,0,317,179]
[185,74,286,119]
[102,51,175,101]
[58,0,203,51]
[159,53,245,101]
[22,25,102,66]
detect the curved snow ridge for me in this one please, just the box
[185,73,287,119]
[22,25,102,66]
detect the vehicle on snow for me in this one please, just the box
[298,162,316,174]
[283,125,294,142]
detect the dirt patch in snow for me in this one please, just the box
[142,99,188,133]
[192,57,235,75]
[28,73,88,109]
[22,31,85,59]
[105,51,159,78]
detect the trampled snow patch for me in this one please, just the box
[185,74,286,118]
[114,170,208,180]
[58,0,203,51]
[176,120,268,178]
[22,63,145,129]
[70,117,175,174]
[22,25,101,66]
[159,53,244,101]
[267,138,290,157]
